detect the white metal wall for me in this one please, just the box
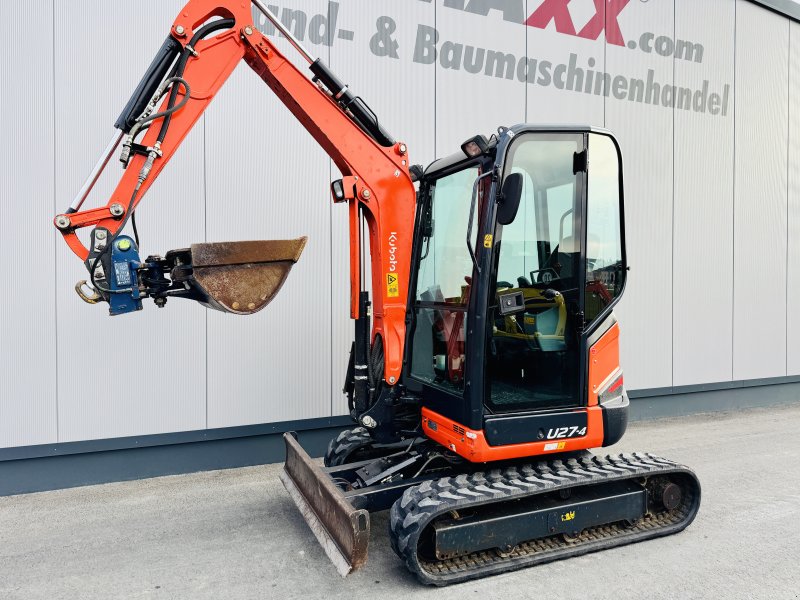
[2,0,799,448]
[673,0,735,386]
[0,2,57,447]
[733,1,789,380]
[205,0,333,427]
[53,1,208,443]
[606,0,676,390]
[789,20,800,375]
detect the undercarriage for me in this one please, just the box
[282,430,701,585]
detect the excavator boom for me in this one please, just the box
[54,0,416,384]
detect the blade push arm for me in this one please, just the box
[53,0,417,385]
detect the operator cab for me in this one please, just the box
[405,125,627,436]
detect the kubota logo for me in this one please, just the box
[388,231,398,272]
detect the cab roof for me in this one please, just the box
[423,124,614,179]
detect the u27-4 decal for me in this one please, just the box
[546,426,586,440]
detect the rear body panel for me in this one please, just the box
[421,407,604,462]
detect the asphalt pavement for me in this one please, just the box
[2,403,799,600]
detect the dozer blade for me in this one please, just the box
[280,432,370,577]
[186,238,306,314]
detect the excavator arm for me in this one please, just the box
[53,0,417,386]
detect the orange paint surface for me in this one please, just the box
[421,407,605,463]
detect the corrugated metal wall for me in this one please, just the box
[2,0,798,449]
[673,0,735,386]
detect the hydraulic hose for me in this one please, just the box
[156,18,235,143]
[86,18,239,299]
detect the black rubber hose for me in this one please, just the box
[89,18,237,298]
[365,313,375,394]
[156,18,235,143]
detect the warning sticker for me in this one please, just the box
[386,273,399,297]
[543,442,567,452]
[483,234,493,248]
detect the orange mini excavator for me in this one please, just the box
[54,0,700,585]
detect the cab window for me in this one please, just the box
[585,134,625,323]
[410,166,481,393]
[488,133,584,412]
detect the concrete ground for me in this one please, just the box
[2,405,800,600]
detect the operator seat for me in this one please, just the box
[538,236,578,285]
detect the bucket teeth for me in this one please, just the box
[188,238,307,314]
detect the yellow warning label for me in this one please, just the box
[561,511,576,522]
[543,441,567,452]
[483,234,493,248]
[387,273,399,297]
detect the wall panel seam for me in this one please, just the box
[604,1,608,127]
[328,1,334,419]
[328,153,333,418]
[671,0,676,389]
[787,21,791,376]
[203,114,208,430]
[52,0,59,443]
[732,0,737,380]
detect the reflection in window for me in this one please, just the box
[488,134,583,412]
[410,307,467,392]
[585,135,625,323]
[416,167,480,305]
[411,166,480,392]
[496,140,580,292]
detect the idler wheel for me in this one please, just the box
[651,479,683,511]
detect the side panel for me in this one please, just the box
[54,0,207,442]
[604,0,674,390]
[588,323,621,407]
[733,1,789,380]
[0,0,58,447]
[421,407,604,463]
[672,0,736,386]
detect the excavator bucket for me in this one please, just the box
[280,432,370,577]
[186,238,307,315]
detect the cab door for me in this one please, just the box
[482,130,627,449]
[486,132,587,415]
[406,160,489,426]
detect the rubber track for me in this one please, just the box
[389,452,701,585]
[324,427,371,467]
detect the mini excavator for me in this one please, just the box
[53,0,700,585]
